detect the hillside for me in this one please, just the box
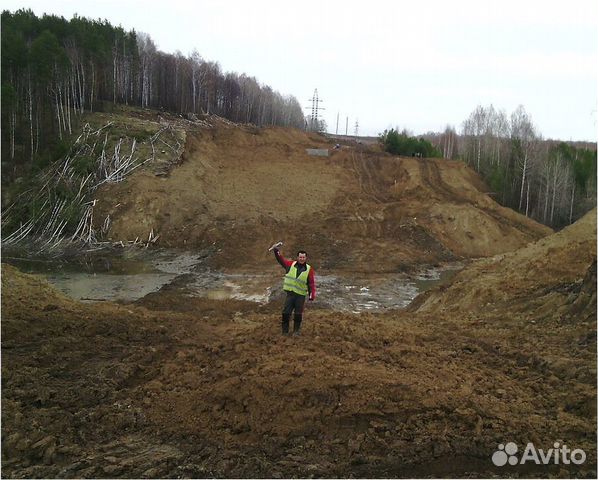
[92,112,551,272]
[1,211,595,478]
[2,112,593,478]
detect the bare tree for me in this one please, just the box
[439,125,458,159]
[137,33,157,108]
[510,105,538,213]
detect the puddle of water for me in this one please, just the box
[187,264,462,312]
[3,249,463,311]
[4,249,205,303]
[412,264,461,291]
[315,274,420,313]
[42,272,177,302]
[187,274,274,304]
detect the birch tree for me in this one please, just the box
[137,33,156,108]
[510,105,537,213]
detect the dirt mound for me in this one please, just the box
[410,208,597,314]
[93,115,551,272]
[2,210,595,477]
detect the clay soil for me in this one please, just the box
[1,114,595,478]
[2,207,596,477]
[92,115,551,273]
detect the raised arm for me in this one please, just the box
[273,248,293,271]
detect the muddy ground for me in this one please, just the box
[1,110,594,477]
[1,208,595,478]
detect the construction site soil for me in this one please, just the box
[90,113,551,272]
[1,113,596,478]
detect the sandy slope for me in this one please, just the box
[93,116,551,272]
[1,210,595,478]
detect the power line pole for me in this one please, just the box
[354,118,359,136]
[345,116,348,135]
[335,112,339,135]
[305,89,324,131]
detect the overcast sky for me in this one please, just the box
[4,0,597,141]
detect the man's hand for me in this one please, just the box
[268,241,283,252]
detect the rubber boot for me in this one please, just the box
[281,314,290,335]
[292,314,302,336]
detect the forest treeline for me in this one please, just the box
[1,9,305,181]
[418,105,596,229]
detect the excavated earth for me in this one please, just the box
[1,114,596,478]
[91,115,551,272]
[1,210,595,478]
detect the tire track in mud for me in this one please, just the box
[350,151,386,204]
[418,158,466,203]
[431,159,545,237]
[343,151,388,238]
[418,158,544,238]
[358,152,387,204]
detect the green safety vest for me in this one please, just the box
[283,262,311,296]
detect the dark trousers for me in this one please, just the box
[281,291,306,334]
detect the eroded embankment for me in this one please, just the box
[1,211,595,478]
[92,116,552,273]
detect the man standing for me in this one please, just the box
[272,245,316,336]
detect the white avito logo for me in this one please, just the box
[492,442,519,466]
[492,442,586,466]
